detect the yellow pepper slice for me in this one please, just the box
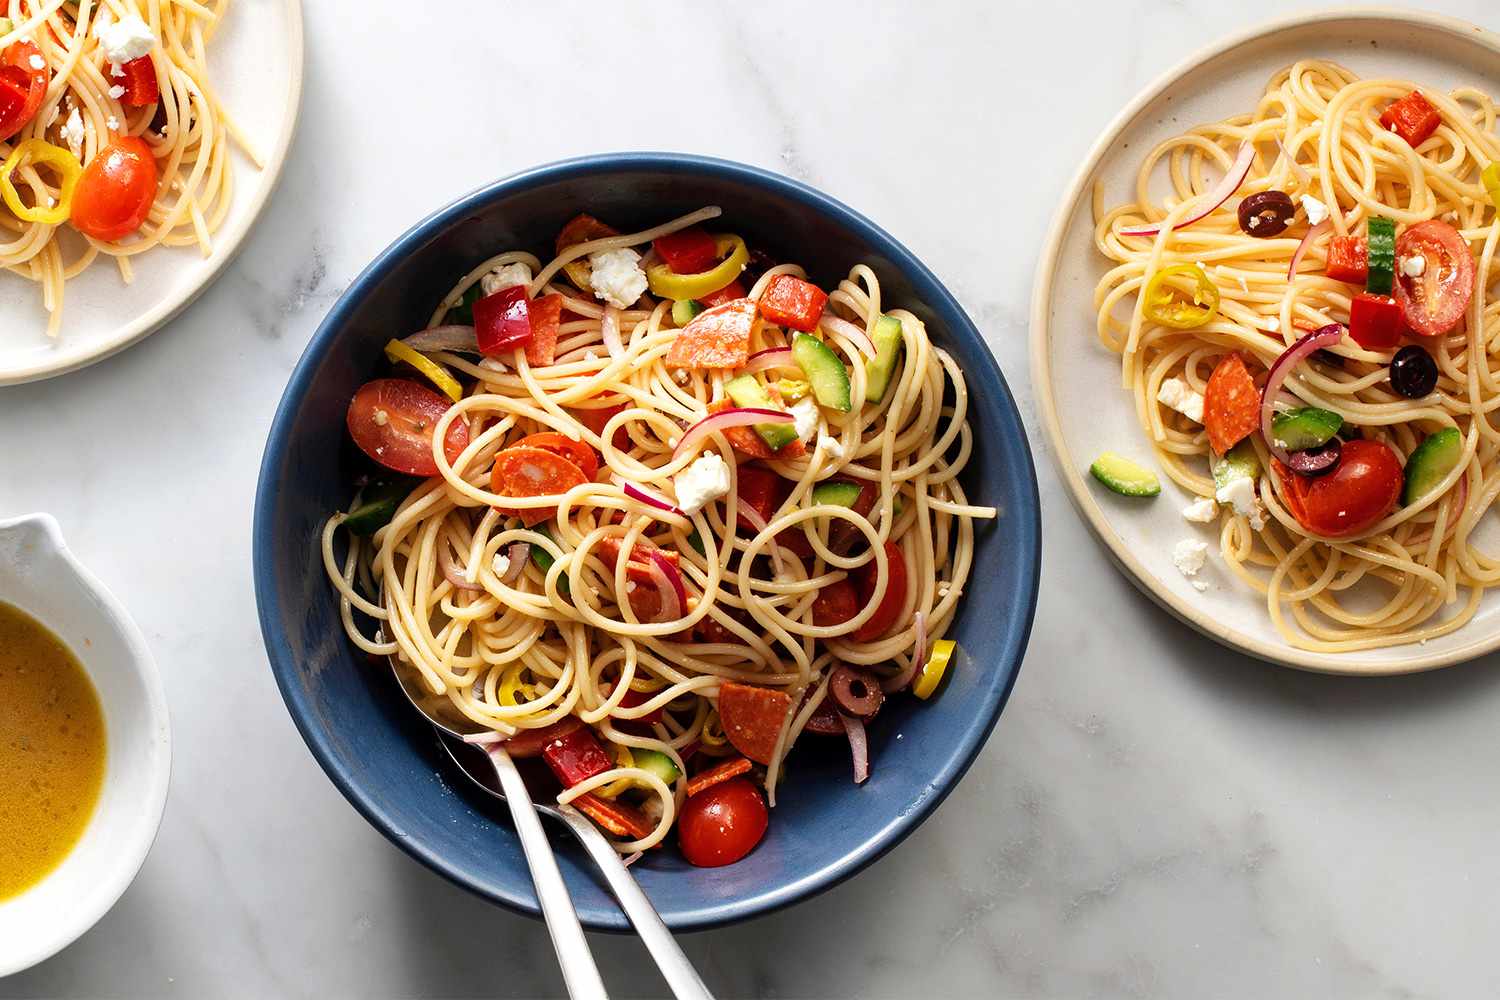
[384,338,463,403]
[1142,263,1220,329]
[497,662,527,707]
[913,639,956,700]
[645,234,748,301]
[1484,163,1500,209]
[596,745,636,800]
[1,139,82,226]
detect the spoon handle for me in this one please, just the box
[557,804,714,1000]
[486,747,609,1000]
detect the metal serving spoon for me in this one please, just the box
[386,656,711,1000]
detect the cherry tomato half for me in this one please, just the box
[1275,439,1403,538]
[1394,220,1475,338]
[677,777,768,867]
[347,378,470,477]
[849,540,909,642]
[71,137,159,241]
[0,41,48,142]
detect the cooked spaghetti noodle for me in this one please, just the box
[0,0,256,337]
[321,207,995,856]
[1094,60,1500,653]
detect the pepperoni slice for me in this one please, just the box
[666,298,755,369]
[513,431,600,481]
[568,400,631,452]
[685,756,753,798]
[573,792,654,839]
[490,446,589,526]
[1202,353,1260,455]
[523,293,565,366]
[717,681,792,765]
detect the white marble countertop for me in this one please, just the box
[3,1,1499,997]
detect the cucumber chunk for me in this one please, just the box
[344,479,416,535]
[1367,216,1397,296]
[811,480,864,507]
[1212,439,1262,493]
[1402,427,1461,505]
[791,334,853,412]
[1090,453,1161,497]
[725,374,800,451]
[671,299,703,327]
[864,315,904,404]
[631,748,681,784]
[1271,407,1342,451]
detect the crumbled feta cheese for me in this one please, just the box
[587,248,648,309]
[1156,377,1205,423]
[1182,497,1218,523]
[1301,194,1329,226]
[1264,316,1280,333]
[789,395,820,441]
[372,408,389,427]
[98,13,154,66]
[28,53,44,70]
[1248,215,1261,230]
[1172,538,1209,579]
[1215,475,1266,530]
[583,349,599,362]
[480,262,532,296]
[106,115,119,132]
[492,552,510,577]
[674,452,731,515]
[60,107,84,156]
[478,357,508,374]
[673,369,689,384]
[1400,255,1427,278]
[107,84,126,100]
[816,433,846,460]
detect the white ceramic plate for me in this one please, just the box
[1031,8,1500,675]
[0,0,303,385]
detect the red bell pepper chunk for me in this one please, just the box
[118,56,159,106]
[541,724,614,787]
[1348,292,1404,349]
[1325,235,1368,283]
[653,227,719,275]
[616,685,664,725]
[473,285,533,355]
[1379,91,1442,147]
[757,274,828,332]
[698,279,747,308]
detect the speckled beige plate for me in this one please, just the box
[1030,8,1500,675]
[0,0,303,385]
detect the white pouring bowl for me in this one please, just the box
[0,514,170,977]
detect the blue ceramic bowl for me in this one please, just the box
[253,153,1040,931]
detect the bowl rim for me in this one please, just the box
[1027,6,1500,676]
[253,152,1041,930]
[0,513,172,976]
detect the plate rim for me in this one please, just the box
[0,0,306,386]
[1028,5,1500,676]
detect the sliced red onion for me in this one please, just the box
[838,711,870,784]
[462,731,504,745]
[673,407,794,462]
[1276,137,1311,188]
[439,541,484,592]
[1288,219,1331,280]
[743,347,795,374]
[830,664,884,717]
[403,325,479,354]
[621,851,643,868]
[601,305,623,359]
[735,496,785,576]
[1261,324,1345,465]
[623,482,684,516]
[1286,439,1340,476]
[819,314,874,352]
[1120,141,1256,237]
[882,611,926,693]
[640,550,685,622]
[501,542,529,584]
